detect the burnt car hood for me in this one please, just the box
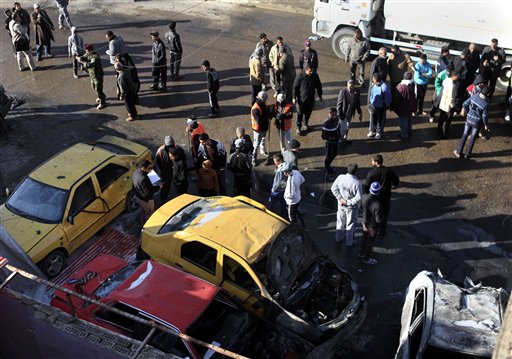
[266,224,322,302]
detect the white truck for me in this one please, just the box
[311,0,512,89]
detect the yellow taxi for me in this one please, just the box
[141,194,366,351]
[0,136,151,277]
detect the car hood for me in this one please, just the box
[266,224,322,302]
[0,205,58,253]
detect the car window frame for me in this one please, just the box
[94,162,130,192]
[68,177,99,216]
[222,253,260,294]
[180,240,218,275]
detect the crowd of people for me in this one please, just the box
[3,2,512,266]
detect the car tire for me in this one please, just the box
[39,249,66,278]
[125,190,139,213]
[331,27,356,60]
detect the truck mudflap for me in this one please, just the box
[305,297,367,359]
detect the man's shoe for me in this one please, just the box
[251,158,257,166]
[363,258,378,265]
[375,133,381,140]
[208,112,217,118]
[149,84,158,90]
[296,128,301,135]
[367,131,375,138]
[158,85,167,91]
[95,98,101,103]
[126,116,136,122]
[73,74,79,79]
[46,53,53,58]
[429,117,434,123]
[301,125,308,132]
[97,103,106,110]
[453,150,461,158]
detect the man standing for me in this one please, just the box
[438,70,460,138]
[454,86,490,159]
[31,3,54,61]
[227,139,253,198]
[278,46,296,103]
[466,43,480,86]
[365,154,399,236]
[269,36,293,94]
[229,126,253,155]
[429,67,451,123]
[321,108,342,180]
[270,93,293,151]
[368,73,392,140]
[331,163,362,246]
[10,12,35,71]
[394,72,417,139]
[115,61,138,121]
[388,45,413,95]
[480,38,506,98]
[55,0,72,30]
[186,116,206,168]
[68,26,83,79]
[197,133,227,195]
[202,60,220,118]
[13,2,30,39]
[249,47,265,105]
[360,182,384,265]
[413,54,432,116]
[370,47,389,83]
[337,79,362,145]
[105,30,126,65]
[150,31,167,91]
[169,146,189,196]
[436,46,453,74]
[268,153,287,218]
[78,44,106,110]
[282,139,300,170]
[250,91,270,166]
[155,136,175,205]
[255,33,273,75]
[293,64,322,135]
[132,160,158,223]
[298,39,318,73]
[347,29,370,86]
[165,21,183,80]
[282,162,305,226]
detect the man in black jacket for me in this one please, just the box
[293,65,322,135]
[321,108,341,180]
[165,21,182,80]
[155,136,175,205]
[132,160,158,223]
[169,146,188,196]
[480,38,506,98]
[198,133,227,195]
[360,182,384,265]
[202,60,220,117]
[337,79,362,145]
[364,154,399,236]
[227,139,253,197]
[150,31,167,91]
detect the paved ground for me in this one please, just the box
[1,1,511,358]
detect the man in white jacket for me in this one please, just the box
[281,162,305,226]
[331,163,362,246]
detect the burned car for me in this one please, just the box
[140,194,366,353]
[395,270,509,359]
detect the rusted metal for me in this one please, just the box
[131,327,156,359]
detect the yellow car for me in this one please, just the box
[141,194,366,352]
[0,136,151,277]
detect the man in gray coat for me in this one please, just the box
[347,29,369,86]
[115,62,138,121]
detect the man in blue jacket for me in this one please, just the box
[413,54,432,115]
[454,86,490,159]
[368,73,391,140]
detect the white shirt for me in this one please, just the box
[331,173,362,208]
[284,170,305,205]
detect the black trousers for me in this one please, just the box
[324,141,338,171]
[175,181,189,196]
[297,101,314,127]
[381,195,391,235]
[124,91,138,118]
[234,174,252,198]
[416,84,428,112]
[288,202,305,226]
[152,65,167,86]
[159,181,172,204]
[251,84,263,106]
[360,228,377,260]
[209,90,220,113]
[170,52,182,78]
[438,108,454,138]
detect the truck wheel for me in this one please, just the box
[496,66,511,92]
[39,250,66,278]
[331,28,356,59]
[125,190,139,212]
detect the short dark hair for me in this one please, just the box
[390,45,400,52]
[14,2,20,6]
[169,21,176,29]
[259,33,267,39]
[480,86,490,96]
[372,154,383,165]
[276,36,283,41]
[491,38,498,44]
[202,60,210,68]
[199,133,209,141]
[419,53,427,60]
[106,30,114,37]
[347,163,358,175]
[441,46,450,54]
[273,153,284,162]
[138,159,152,169]
[373,73,382,82]
[329,107,337,113]
[169,147,180,157]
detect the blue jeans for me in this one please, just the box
[398,115,412,138]
[36,44,51,59]
[456,123,480,157]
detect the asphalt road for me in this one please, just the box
[1,1,511,358]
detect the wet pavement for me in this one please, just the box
[1,1,511,358]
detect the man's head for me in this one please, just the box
[276,36,284,46]
[202,60,210,71]
[276,93,285,104]
[304,39,311,49]
[105,30,114,41]
[114,62,123,72]
[450,70,460,80]
[491,38,498,49]
[254,47,263,58]
[164,135,175,147]
[6,9,13,17]
[169,147,180,161]
[347,163,358,175]
[186,116,197,130]
[372,73,382,84]
[289,139,301,152]
[11,12,20,22]
[328,107,337,120]
[259,32,268,44]
[85,43,94,53]
[354,28,362,39]
[33,3,40,11]
[236,126,245,138]
[304,65,313,75]
[273,153,284,167]
[390,45,400,54]
[460,49,468,60]
[419,53,427,64]
[279,162,294,176]
[138,159,152,173]
[257,91,268,103]
[441,46,450,56]
[378,47,387,58]
[372,154,383,167]
[150,31,159,42]
[480,86,490,98]
[369,182,382,196]
[199,133,211,146]
[403,71,412,80]
[347,79,354,89]
[469,43,477,52]
[168,21,176,30]
[14,2,21,10]
[234,138,245,150]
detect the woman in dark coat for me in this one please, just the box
[31,3,54,60]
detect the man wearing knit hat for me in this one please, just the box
[360,181,384,264]
[331,163,362,247]
[298,39,318,73]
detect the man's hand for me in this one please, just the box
[339,199,347,206]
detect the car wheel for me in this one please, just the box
[125,190,139,212]
[331,27,356,59]
[39,250,66,278]
[497,65,511,91]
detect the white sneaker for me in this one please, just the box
[375,133,381,140]
[367,131,375,138]
[429,117,434,123]
[506,114,511,122]
[97,103,106,110]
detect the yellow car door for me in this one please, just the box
[61,177,106,253]
[173,238,221,286]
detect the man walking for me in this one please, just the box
[202,60,220,117]
[282,162,305,226]
[55,0,72,30]
[360,182,384,265]
[155,136,175,205]
[150,31,167,91]
[364,154,399,236]
[269,36,293,94]
[299,39,318,73]
[331,163,362,246]
[249,47,265,105]
[10,12,35,71]
[31,3,54,61]
[250,91,270,166]
[413,54,432,116]
[321,108,342,180]
[132,160,158,223]
[115,62,138,121]
[268,153,287,218]
[454,86,490,159]
[293,64,322,135]
[227,139,253,197]
[78,44,106,110]
[368,73,392,139]
[165,21,183,80]
[394,72,417,139]
[336,79,362,145]
[347,29,369,86]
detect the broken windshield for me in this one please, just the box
[158,198,214,234]
[93,262,141,300]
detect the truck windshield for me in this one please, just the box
[6,177,68,224]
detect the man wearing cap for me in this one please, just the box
[364,154,399,236]
[31,3,54,61]
[68,26,83,79]
[299,39,318,73]
[336,79,362,145]
[132,160,158,223]
[394,71,417,139]
[55,0,72,30]
[331,163,362,247]
[270,93,293,151]
[250,91,270,166]
[186,116,206,167]
[282,162,305,226]
[293,65,323,134]
[150,31,167,91]
[360,181,384,265]
[249,47,265,105]
[321,108,342,179]
[269,153,287,218]
[227,138,253,197]
[114,61,138,121]
[454,86,490,159]
[347,29,369,86]
[78,44,106,110]
[282,139,300,170]
[165,21,183,80]
[480,38,506,98]
[229,127,253,155]
[155,136,176,205]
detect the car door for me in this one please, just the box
[62,177,106,253]
[174,238,220,286]
[94,161,131,223]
